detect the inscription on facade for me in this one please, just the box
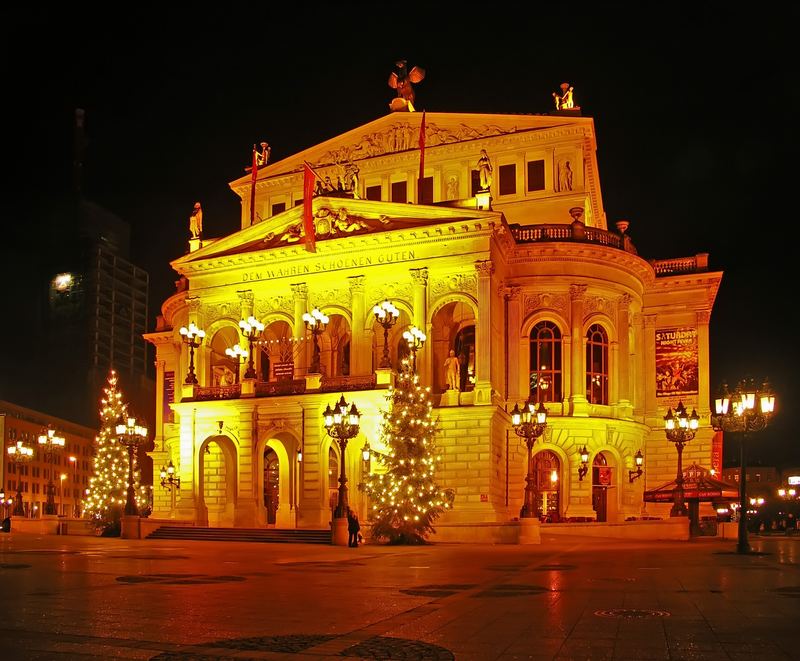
[242,250,416,282]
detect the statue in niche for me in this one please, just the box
[477,150,493,192]
[189,202,203,239]
[444,350,460,391]
[557,160,573,192]
[388,60,425,111]
[446,176,459,200]
[553,83,575,110]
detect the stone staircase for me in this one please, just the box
[146,526,332,545]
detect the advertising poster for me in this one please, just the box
[163,371,175,424]
[655,326,699,398]
[711,430,723,474]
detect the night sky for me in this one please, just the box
[3,7,797,465]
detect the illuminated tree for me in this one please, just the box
[363,359,454,544]
[83,370,144,534]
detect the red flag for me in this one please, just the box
[418,111,426,184]
[249,145,258,226]
[303,162,317,253]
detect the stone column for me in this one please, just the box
[290,283,308,376]
[569,284,588,416]
[410,267,429,383]
[237,290,254,383]
[348,276,368,376]
[696,310,711,419]
[234,409,258,527]
[616,294,633,413]
[474,260,494,405]
[632,312,645,417]
[643,314,658,419]
[174,407,199,523]
[501,284,522,404]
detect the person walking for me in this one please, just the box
[347,507,360,547]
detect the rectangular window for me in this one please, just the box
[418,176,433,204]
[391,181,407,203]
[527,160,545,191]
[498,164,516,196]
[271,202,286,216]
[365,185,382,201]
[470,170,481,196]
[294,198,303,207]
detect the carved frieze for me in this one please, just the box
[584,295,613,318]
[311,122,518,167]
[314,288,348,309]
[431,273,478,298]
[524,293,568,316]
[204,302,238,325]
[369,282,412,304]
[255,296,294,318]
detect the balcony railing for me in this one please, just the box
[189,374,380,402]
[650,253,709,277]
[320,374,378,393]
[254,379,307,397]
[509,222,637,255]
[193,384,241,401]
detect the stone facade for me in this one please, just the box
[145,110,722,540]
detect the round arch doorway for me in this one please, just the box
[592,452,614,522]
[263,447,279,525]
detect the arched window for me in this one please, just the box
[586,323,609,404]
[328,446,339,512]
[534,450,561,522]
[529,321,562,402]
[263,448,279,524]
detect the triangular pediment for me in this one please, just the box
[171,196,501,269]
[229,111,591,194]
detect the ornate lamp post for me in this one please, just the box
[239,315,265,379]
[37,425,65,515]
[303,307,329,374]
[373,300,399,368]
[711,379,776,554]
[115,414,148,516]
[663,401,699,517]
[7,440,34,516]
[0,489,10,519]
[510,397,548,518]
[225,344,248,382]
[323,394,361,519]
[402,326,426,373]
[160,459,181,510]
[577,445,589,481]
[628,450,644,483]
[179,322,206,384]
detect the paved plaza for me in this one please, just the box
[1,531,798,660]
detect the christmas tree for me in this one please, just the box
[83,370,144,534]
[363,358,454,544]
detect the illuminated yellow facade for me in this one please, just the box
[145,111,721,541]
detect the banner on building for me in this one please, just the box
[163,371,175,424]
[655,326,699,398]
[711,430,723,473]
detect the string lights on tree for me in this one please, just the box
[362,336,453,544]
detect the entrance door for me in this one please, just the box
[592,487,607,522]
[263,448,279,525]
[592,452,611,522]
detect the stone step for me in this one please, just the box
[146,526,331,544]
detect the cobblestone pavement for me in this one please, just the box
[1,531,799,660]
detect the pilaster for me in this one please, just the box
[696,309,711,419]
[569,284,588,416]
[290,283,309,376]
[410,267,430,384]
[348,276,368,376]
[474,260,494,404]
[501,284,522,404]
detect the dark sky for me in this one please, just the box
[3,7,797,465]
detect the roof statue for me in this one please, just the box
[256,141,271,167]
[552,82,580,112]
[388,60,425,113]
[189,201,203,240]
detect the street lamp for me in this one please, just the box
[361,439,372,474]
[373,300,400,368]
[37,425,65,515]
[303,307,329,374]
[115,414,148,516]
[179,322,206,384]
[323,394,361,518]
[402,326,426,373]
[7,439,34,516]
[59,473,67,517]
[711,378,776,554]
[239,315,265,379]
[510,397,548,518]
[628,450,644,483]
[0,489,7,518]
[160,460,181,491]
[663,401,699,517]
[577,445,589,481]
[225,344,248,382]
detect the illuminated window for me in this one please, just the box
[498,164,516,195]
[529,321,562,402]
[586,324,609,405]
[527,160,545,191]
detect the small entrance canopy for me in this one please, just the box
[644,463,739,503]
